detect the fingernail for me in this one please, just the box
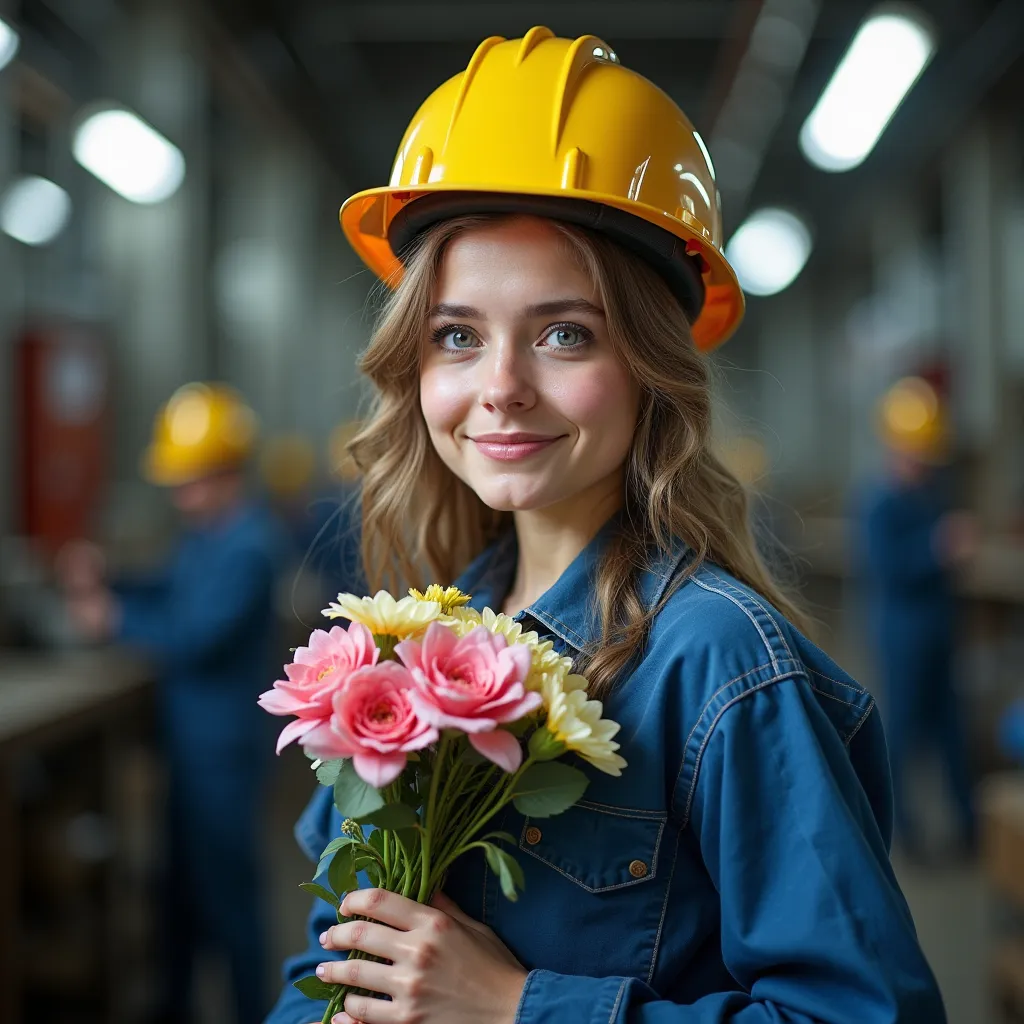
[316,964,326,978]
[319,930,327,945]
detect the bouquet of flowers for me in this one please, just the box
[259,585,627,1022]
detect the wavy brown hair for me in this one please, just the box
[350,214,807,697]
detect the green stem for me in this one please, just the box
[418,732,452,902]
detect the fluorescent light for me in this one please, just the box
[0,17,18,72]
[72,106,185,203]
[0,176,71,245]
[799,7,935,172]
[725,208,812,296]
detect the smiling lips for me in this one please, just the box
[469,432,563,461]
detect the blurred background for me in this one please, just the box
[0,1,1023,1022]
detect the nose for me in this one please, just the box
[478,339,536,414]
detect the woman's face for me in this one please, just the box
[419,217,640,515]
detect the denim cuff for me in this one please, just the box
[514,969,628,1024]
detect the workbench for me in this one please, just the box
[0,650,155,1024]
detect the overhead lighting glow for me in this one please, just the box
[72,106,185,203]
[0,16,19,71]
[725,208,812,296]
[799,8,935,172]
[0,175,72,246]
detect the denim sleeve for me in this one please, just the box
[515,677,946,1024]
[862,493,942,586]
[265,787,343,1024]
[116,546,274,668]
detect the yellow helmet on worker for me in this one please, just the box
[144,383,258,486]
[340,26,744,351]
[878,377,948,463]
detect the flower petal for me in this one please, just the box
[469,729,523,773]
[274,717,320,754]
[353,751,407,788]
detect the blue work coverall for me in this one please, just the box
[860,478,974,849]
[115,502,283,1024]
[267,522,944,1023]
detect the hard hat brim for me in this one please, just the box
[340,183,744,351]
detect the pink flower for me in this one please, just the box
[258,623,378,753]
[396,623,539,772]
[302,662,438,787]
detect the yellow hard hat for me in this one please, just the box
[340,26,743,351]
[144,383,258,486]
[260,433,316,499]
[878,377,947,462]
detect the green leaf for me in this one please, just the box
[328,844,358,896]
[293,975,336,1000]
[334,759,385,819]
[315,835,357,878]
[458,746,487,766]
[482,830,518,847]
[357,801,419,830]
[512,762,589,818]
[315,758,345,787]
[298,882,340,908]
[483,842,526,902]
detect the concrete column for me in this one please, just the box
[942,117,1017,525]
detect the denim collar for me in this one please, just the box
[454,517,690,654]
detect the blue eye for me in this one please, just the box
[432,326,478,351]
[544,325,589,349]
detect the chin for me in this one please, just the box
[471,481,560,513]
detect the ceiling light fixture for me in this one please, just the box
[725,207,813,297]
[0,16,20,71]
[0,175,72,246]
[799,6,935,172]
[72,105,185,203]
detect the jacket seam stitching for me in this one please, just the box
[681,671,804,829]
[700,568,795,664]
[649,547,690,609]
[607,978,629,1023]
[806,667,870,697]
[647,823,681,985]
[524,608,586,651]
[577,799,667,820]
[806,683,868,711]
[844,697,876,748]
[687,575,781,672]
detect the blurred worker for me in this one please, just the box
[58,382,282,1023]
[859,376,977,859]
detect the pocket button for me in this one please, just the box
[525,826,542,845]
[628,859,649,879]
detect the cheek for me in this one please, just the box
[549,364,638,439]
[419,365,470,434]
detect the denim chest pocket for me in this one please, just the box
[500,801,672,982]
[519,800,666,891]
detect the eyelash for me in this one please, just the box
[428,321,595,354]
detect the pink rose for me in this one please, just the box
[396,623,539,772]
[258,622,378,753]
[302,662,438,787]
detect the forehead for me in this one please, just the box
[432,217,598,307]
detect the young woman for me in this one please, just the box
[268,28,945,1024]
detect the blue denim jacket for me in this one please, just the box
[267,528,945,1024]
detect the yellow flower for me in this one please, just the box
[544,683,627,777]
[322,590,441,639]
[409,585,472,615]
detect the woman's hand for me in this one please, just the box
[316,889,527,1024]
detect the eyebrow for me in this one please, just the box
[428,298,605,320]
